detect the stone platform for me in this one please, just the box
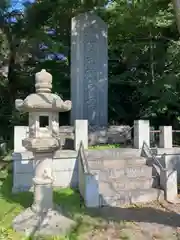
[12,150,78,192]
[12,147,180,206]
[12,148,140,192]
[13,206,75,237]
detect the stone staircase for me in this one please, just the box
[85,148,164,206]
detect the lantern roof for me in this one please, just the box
[15,69,71,112]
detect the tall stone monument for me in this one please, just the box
[71,12,108,126]
[13,70,74,236]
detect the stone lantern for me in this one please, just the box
[13,69,74,236]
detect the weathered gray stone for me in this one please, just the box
[12,150,78,191]
[91,165,152,180]
[159,126,172,148]
[99,177,153,191]
[13,69,74,236]
[14,124,132,149]
[134,120,150,149]
[13,206,75,237]
[14,126,28,152]
[100,188,164,206]
[71,12,108,126]
[160,169,178,203]
[12,173,33,193]
[88,125,131,145]
[78,143,99,207]
[74,119,88,150]
[84,174,99,207]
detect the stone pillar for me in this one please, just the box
[31,152,53,213]
[159,126,172,148]
[71,12,108,126]
[160,168,178,203]
[134,120,150,149]
[14,126,29,152]
[74,120,88,151]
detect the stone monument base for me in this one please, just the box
[13,205,75,237]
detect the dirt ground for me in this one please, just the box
[77,201,180,240]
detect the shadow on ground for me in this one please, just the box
[1,172,180,238]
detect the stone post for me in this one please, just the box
[159,126,172,148]
[134,120,150,149]
[160,168,178,203]
[75,120,88,151]
[14,126,29,152]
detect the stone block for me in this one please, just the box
[13,173,33,192]
[88,127,107,145]
[160,169,178,203]
[53,155,77,172]
[100,188,164,206]
[12,150,79,191]
[14,159,33,174]
[92,165,152,180]
[159,126,172,148]
[53,170,78,188]
[107,125,131,144]
[88,125,131,145]
[14,126,29,152]
[84,173,99,207]
[74,120,88,150]
[134,120,150,149]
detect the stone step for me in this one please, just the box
[87,148,142,161]
[99,188,164,206]
[88,157,147,169]
[99,176,153,190]
[91,165,152,180]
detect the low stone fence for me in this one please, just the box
[134,120,180,149]
[13,124,132,152]
[14,120,179,153]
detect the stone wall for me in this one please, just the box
[12,150,78,192]
[14,125,132,150]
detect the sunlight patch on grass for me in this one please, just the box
[88,144,121,150]
[0,172,87,239]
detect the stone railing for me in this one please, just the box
[78,141,99,207]
[133,120,174,149]
[142,141,165,170]
[142,141,178,203]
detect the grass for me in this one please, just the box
[0,172,83,240]
[88,144,121,150]
[0,168,141,240]
[0,153,175,240]
[0,166,111,240]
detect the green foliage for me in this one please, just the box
[0,0,180,146]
